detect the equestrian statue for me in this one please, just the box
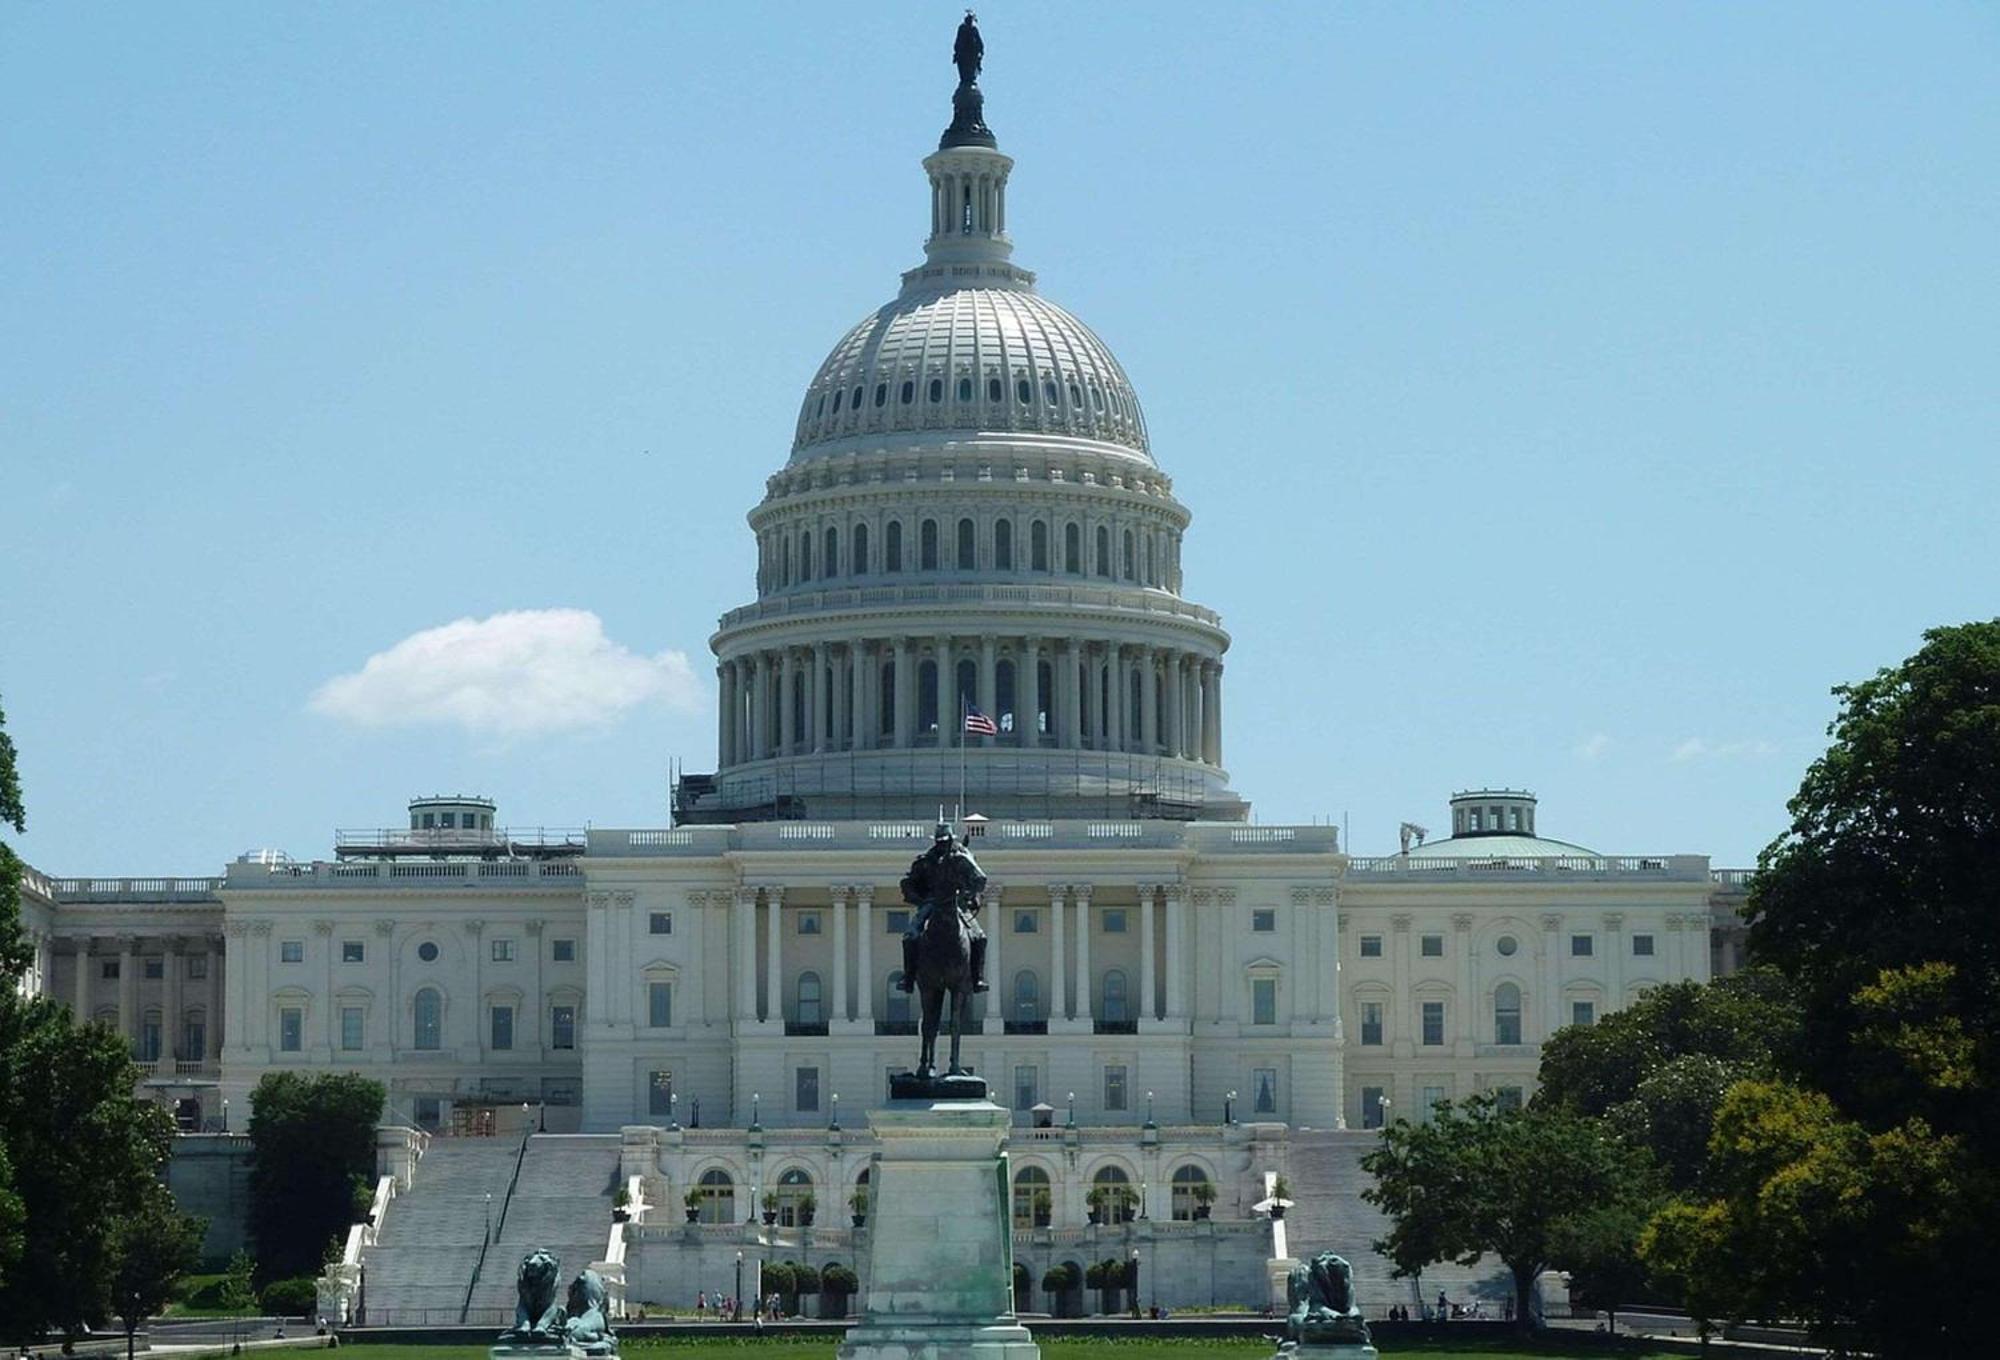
[893,821,988,1089]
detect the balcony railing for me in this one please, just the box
[1346,853,1709,881]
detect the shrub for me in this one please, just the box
[1041,1262,1080,1293]
[760,1260,794,1297]
[258,1277,317,1317]
[821,1263,858,1295]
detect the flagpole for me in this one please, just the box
[958,691,967,830]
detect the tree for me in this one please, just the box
[1361,1093,1654,1328]
[246,1072,384,1285]
[0,991,176,1341]
[109,1185,205,1360]
[1548,1200,1655,1335]
[0,695,36,981]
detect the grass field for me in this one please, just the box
[343,1337,1686,1360]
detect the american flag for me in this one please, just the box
[963,706,998,736]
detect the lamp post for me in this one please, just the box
[750,1091,761,1132]
[1378,1095,1392,1131]
[222,1098,229,1133]
[691,1096,701,1128]
[829,1092,840,1133]
[669,1091,680,1131]
[1129,1248,1141,1320]
[1223,1090,1235,1125]
[485,1192,493,1244]
[735,1251,744,1323]
[1145,1090,1155,1128]
[1065,1091,1075,1128]
[1139,1179,1149,1221]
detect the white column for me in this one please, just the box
[1164,885,1187,1019]
[1063,640,1083,748]
[753,652,772,757]
[831,885,850,1022]
[1164,653,1183,758]
[856,886,876,1021]
[1108,646,1126,752]
[735,889,759,1022]
[718,663,733,766]
[1539,914,1561,1042]
[1074,886,1093,1022]
[1139,883,1157,1021]
[978,635,997,746]
[1317,893,1339,1025]
[72,938,91,1019]
[119,936,140,1044]
[766,887,785,1025]
[1605,912,1625,1009]
[1139,648,1158,753]
[1200,662,1221,765]
[1453,912,1475,1052]
[779,649,797,753]
[850,642,868,750]
[165,937,186,1061]
[1050,886,1068,1019]
[812,642,831,752]
[1391,915,1413,1055]
[894,637,914,748]
[832,647,850,753]
[982,884,1003,1034]
[1022,636,1042,746]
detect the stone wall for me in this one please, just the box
[166,1133,253,1262]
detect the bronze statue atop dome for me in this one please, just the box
[941,13,997,150]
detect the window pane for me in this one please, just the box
[1420,934,1443,957]
[650,912,673,935]
[1251,909,1275,932]
[648,982,672,1028]
[649,1070,674,1116]
[491,1005,514,1050]
[1252,977,1277,1025]
[552,1004,576,1049]
[1359,935,1382,958]
[1104,1065,1127,1110]
[280,1008,302,1052]
[1253,1068,1278,1114]
[1421,1000,1445,1045]
[796,1066,820,1112]
[341,1007,364,1051]
[1360,1001,1383,1046]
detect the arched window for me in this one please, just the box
[1494,982,1522,1046]
[958,376,973,402]
[413,987,442,1051]
[956,658,977,717]
[138,1010,162,1062]
[1090,1165,1136,1223]
[885,972,912,1023]
[1016,377,1032,405]
[878,660,896,738]
[832,388,844,414]
[885,521,903,572]
[996,659,1016,736]
[1123,529,1136,580]
[1012,969,1040,1022]
[957,517,976,570]
[696,1168,735,1224]
[781,537,792,587]
[853,523,870,575]
[920,519,939,570]
[1031,520,1049,571]
[797,971,823,1025]
[928,377,943,403]
[824,527,839,578]
[900,379,915,405]
[1102,969,1129,1022]
[1145,536,1156,585]
[801,532,815,582]
[776,1168,814,1227]
[873,382,888,408]
[851,384,864,412]
[1012,1165,1052,1228]
[994,519,1013,570]
[1094,526,1111,577]
[988,375,1003,403]
[1171,1164,1213,1221]
[1064,523,1081,574]
[1036,660,1053,736]
[917,659,939,735]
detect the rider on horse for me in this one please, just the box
[896,821,988,993]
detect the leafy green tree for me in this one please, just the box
[0,1145,22,1296]
[218,1250,256,1317]
[245,1072,383,1285]
[0,696,34,982]
[1362,1093,1654,1328]
[109,1185,205,1360]
[0,991,176,1341]
[1548,1199,1656,1335]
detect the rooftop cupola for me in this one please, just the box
[917,14,1018,278]
[1450,789,1539,838]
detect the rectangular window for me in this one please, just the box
[1421,1000,1445,1045]
[1252,977,1278,1025]
[1104,1065,1127,1111]
[1358,934,1383,958]
[1360,1000,1383,1046]
[1013,1065,1038,1111]
[886,909,911,934]
[797,911,822,935]
[648,1071,674,1117]
[1101,908,1127,934]
[649,912,673,935]
[491,939,515,962]
[183,1019,205,1059]
[1251,909,1276,933]
[102,960,120,980]
[1361,1086,1386,1129]
[1013,910,1037,934]
[552,938,577,962]
[491,1005,514,1051]
[280,940,304,964]
[1253,1067,1278,1115]
[187,955,208,979]
[1572,1000,1596,1027]
[143,958,164,979]
[279,1007,303,1052]
[795,1066,820,1112]
[1420,934,1443,957]
[551,1004,576,1050]
[341,940,365,963]
[1494,1086,1524,1113]
[1633,933,1655,956]
[1571,934,1594,957]
[340,1007,364,1051]
[438,812,455,829]
[138,1021,161,1062]
[1421,1085,1447,1122]
[647,982,672,1028]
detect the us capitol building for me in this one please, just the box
[12,25,1750,1313]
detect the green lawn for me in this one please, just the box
[343,1338,1685,1360]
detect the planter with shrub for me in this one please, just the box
[258,1277,317,1318]
[819,1262,858,1318]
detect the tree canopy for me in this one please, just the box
[1361,1093,1655,1327]
[109,1184,205,1360]
[246,1072,384,1284]
[1,696,37,984]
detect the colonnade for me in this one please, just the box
[729,881,1189,1031]
[717,637,1222,769]
[64,934,224,1063]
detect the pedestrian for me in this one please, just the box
[1437,1290,1448,1319]
[698,1290,707,1318]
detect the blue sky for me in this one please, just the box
[4,2,1996,874]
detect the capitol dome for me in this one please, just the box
[790,287,1152,463]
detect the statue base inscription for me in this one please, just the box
[836,1096,1038,1360]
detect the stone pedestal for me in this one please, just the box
[837,1097,1038,1360]
[1276,1346,1377,1360]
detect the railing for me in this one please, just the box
[461,1131,532,1323]
[1711,868,1756,888]
[1346,853,1709,881]
[221,859,585,889]
[714,580,1225,632]
[334,826,587,851]
[51,876,226,902]
[592,819,1337,856]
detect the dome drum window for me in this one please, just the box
[901,380,915,404]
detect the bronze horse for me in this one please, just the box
[908,836,985,1081]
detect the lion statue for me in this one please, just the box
[562,1268,616,1356]
[499,1249,567,1343]
[1282,1252,1372,1350]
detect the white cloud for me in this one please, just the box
[309,608,701,738]
[1671,736,1778,763]
[1573,732,1612,761]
